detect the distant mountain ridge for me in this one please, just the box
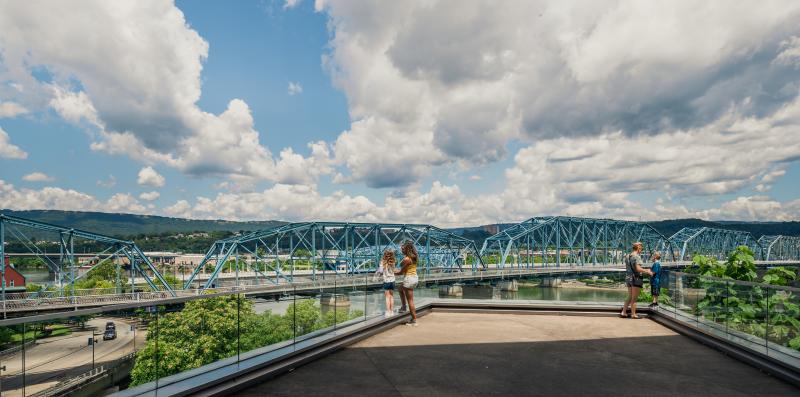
[1,210,797,242]
[0,210,285,238]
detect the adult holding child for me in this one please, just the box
[396,241,419,327]
[620,242,653,319]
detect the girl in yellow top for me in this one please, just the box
[396,241,419,326]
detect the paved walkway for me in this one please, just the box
[242,312,798,397]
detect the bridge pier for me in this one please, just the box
[541,277,562,288]
[462,285,496,299]
[320,293,350,313]
[498,280,518,291]
[439,284,463,297]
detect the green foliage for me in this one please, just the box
[130,295,363,386]
[73,260,127,291]
[689,247,800,353]
[762,267,798,286]
[689,246,756,281]
[10,257,47,268]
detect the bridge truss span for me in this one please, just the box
[0,214,175,299]
[184,222,485,290]
[758,235,800,261]
[479,216,672,268]
[668,227,764,261]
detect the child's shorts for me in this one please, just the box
[382,282,395,290]
[651,283,660,296]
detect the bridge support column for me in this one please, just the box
[499,280,518,291]
[439,284,463,297]
[541,277,562,288]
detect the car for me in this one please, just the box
[103,328,116,340]
[105,321,115,331]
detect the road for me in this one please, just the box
[0,317,144,397]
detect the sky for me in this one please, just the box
[1,0,800,227]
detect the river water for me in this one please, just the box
[252,277,629,317]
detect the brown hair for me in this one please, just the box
[401,241,418,264]
[632,242,643,252]
[382,249,396,267]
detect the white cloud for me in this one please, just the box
[288,81,303,95]
[283,0,301,10]
[22,172,54,182]
[0,180,147,214]
[137,166,165,187]
[0,127,27,159]
[163,199,193,218]
[96,175,117,188]
[0,1,327,185]
[468,175,482,181]
[139,191,160,201]
[0,102,27,118]
[319,0,800,188]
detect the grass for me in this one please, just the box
[10,324,71,343]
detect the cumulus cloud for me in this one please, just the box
[0,0,327,184]
[0,180,147,214]
[137,166,165,187]
[287,81,303,95]
[139,191,161,201]
[319,0,800,188]
[0,102,27,118]
[0,127,27,159]
[22,172,54,182]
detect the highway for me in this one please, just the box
[0,317,143,397]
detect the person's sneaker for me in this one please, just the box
[405,319,418,327]
[398,307,408,314]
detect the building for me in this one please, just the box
[3,256,27,292]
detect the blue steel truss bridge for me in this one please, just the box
[1,214,799,315]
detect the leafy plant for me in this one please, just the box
[762,267,797,286]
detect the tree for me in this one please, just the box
[130,295,365,386]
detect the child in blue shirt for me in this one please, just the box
[648,252,662,308]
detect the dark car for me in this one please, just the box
[103,328,116,340]
[105,321,115,331]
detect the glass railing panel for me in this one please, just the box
[240,292,294,353]
[764,284,800,367]
[725,281,768,353]
[0,324,25,397]
[22,315,93,396]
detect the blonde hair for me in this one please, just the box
[632,242,643,251]
[401,241,418,264]
[652,251,661,260]
[381,249,396,267]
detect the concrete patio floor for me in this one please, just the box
[241,312,798,397]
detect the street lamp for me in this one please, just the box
[89,335,98,369]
